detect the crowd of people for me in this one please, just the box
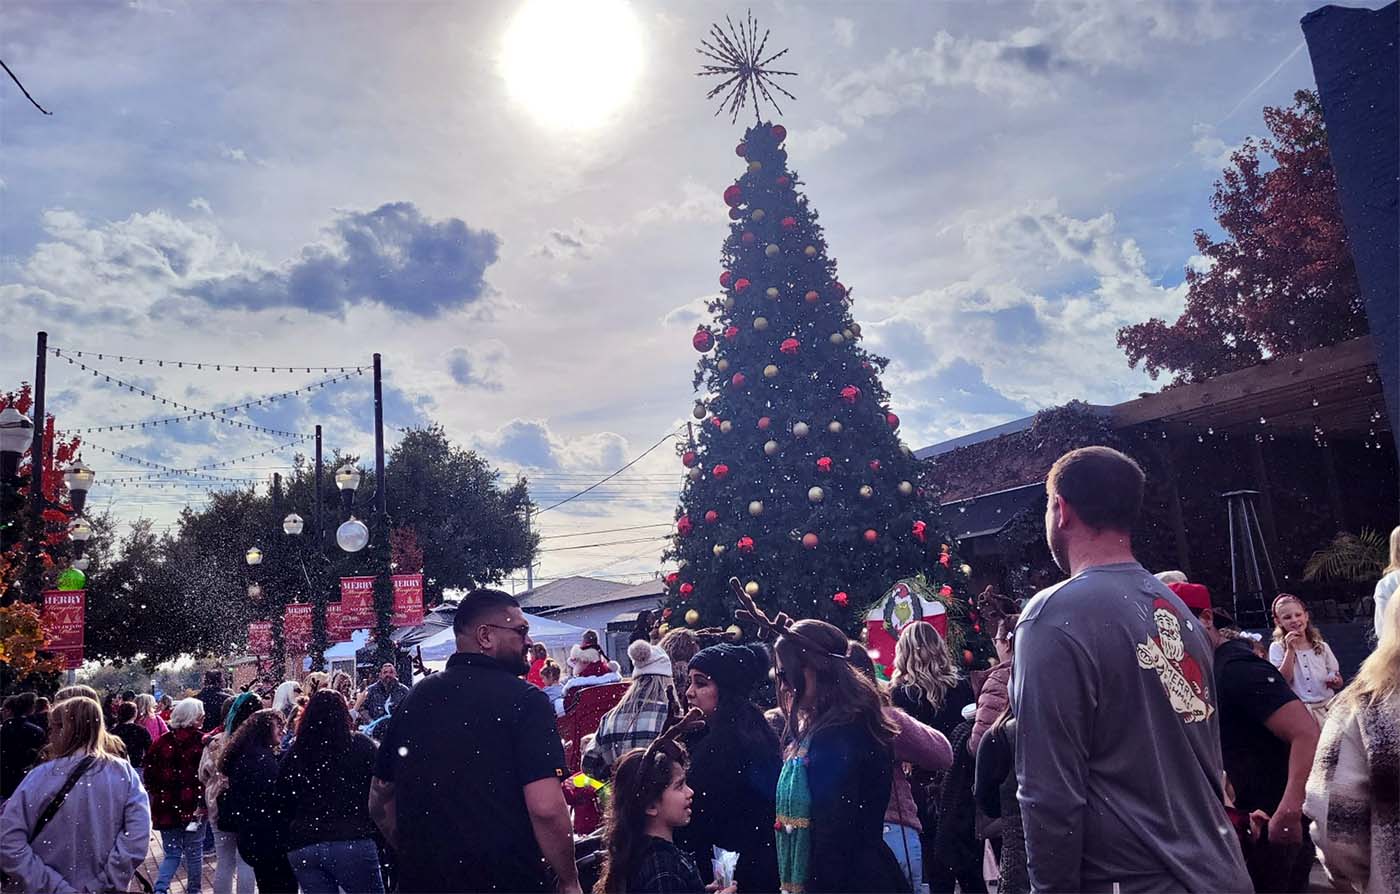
[0,447,1395,894]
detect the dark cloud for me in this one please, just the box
[491,420,560,470]
[187,202,500,318]
[446,348,503,391]
[999,43,1056,73]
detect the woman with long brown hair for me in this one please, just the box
[0,696,151,893]
[773,618,910,893]
[220,708,295,893]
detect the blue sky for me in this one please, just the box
[1,0,1344,587]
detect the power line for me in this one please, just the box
[536,535,669,553]
[540,523,673,540]
[534,427,685,515]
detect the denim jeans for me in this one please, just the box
[156,824,205,894]
[212,830,255,894]
[288,838,385,894]
[884,822,923,894]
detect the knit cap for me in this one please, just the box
[688,642,770,695]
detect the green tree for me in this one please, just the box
[664,122,966,636]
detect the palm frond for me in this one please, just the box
[1302,529,1387,582]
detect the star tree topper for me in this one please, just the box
[696,10,797,123]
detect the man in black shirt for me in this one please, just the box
[0,692,47,798]
[360,662,410,722]
[370,589,579,894]
[197,669,235,732]
[1176,582,1321,894]
[111,701,153,769]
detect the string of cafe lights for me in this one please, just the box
[49,345,364,375]
[76,438,303,477]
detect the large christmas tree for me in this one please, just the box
[662,119,970,642]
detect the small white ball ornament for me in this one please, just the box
[793,422,810,438]
[804,245,817,257]
[828,421,844,434]
[808,486,825,503]
[859,485,874,499]
[898,481,914,496]
[754,316,769,331]
[829,332,845,345]
[763,364,779,378]
[748,500,764,516]
[717,358,730,372]
[723,296,735,310]
[713,543,727,557]
[765,244,780,258]
[766,287,779,299]
[688,468,703,481]
[763,440,780,456]
[693,403,707,420]
[745,581,760,596]
[720,420,733,434]
[751,208,765,221]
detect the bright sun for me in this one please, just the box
[502,0,644,130]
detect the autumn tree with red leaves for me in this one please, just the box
[1118,90,1366,385]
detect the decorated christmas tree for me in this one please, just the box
[663,16,980,667]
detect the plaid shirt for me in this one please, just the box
[581,699,671,779]
[628,836,705,894]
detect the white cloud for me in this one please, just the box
[1190,122,1246,170]
[801,122,848,155]
[188,197,213,214]
[833,17,856,48]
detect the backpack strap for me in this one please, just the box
[28,756,97,843]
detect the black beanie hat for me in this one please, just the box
[688,642,769,695]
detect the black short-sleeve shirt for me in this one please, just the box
[376,651,566,893]
[1213,637,1299,813]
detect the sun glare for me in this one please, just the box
[501,0,644,130]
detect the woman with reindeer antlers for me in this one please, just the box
[734,580,911,894]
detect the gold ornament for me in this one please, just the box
[804,245,817,257]
[748,160,762,173]
[744,581,760,596]
[961,563,973,577]
[685,609,700,625]
[829,332,844,345]
[850,322,862,336]
[688,467,703,481]
[717,358,730,372]
[693,403,707,420]
[713,543,727,556]
[720,420,733,434]
[763,440,780,456]
[793,422,810,438]
[766,287,779,299]
[859,484,874,499]
[764,364,779,378]
[842,328,854,340]
[723,296,735,310]
[828,421,844,434]
[808,486,825,503]
[659,623,671,635]
[751,208,765,221]
[898,481,914,496]
[765,244,780,258]
[725,624,743,638]
[754,316,769,331]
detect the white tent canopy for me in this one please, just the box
[416,611,587,662]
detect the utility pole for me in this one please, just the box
[21,331,48,605]
[311,424,326,670]
[371,353,393,665]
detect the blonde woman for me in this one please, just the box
[303,671,331,697]
[1373,525,1399,643]
[890,620,973,739]
[1305,593,1400,892]
[135,692,170,741]
[581,641,678,780]
[0,697,152,893]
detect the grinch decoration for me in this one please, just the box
[865,577,948,677]
[664,18,965,634]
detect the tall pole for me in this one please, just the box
[371,354,393,664]
[311,425,326,670]
[21,331,48,605]
[525,509,534,591]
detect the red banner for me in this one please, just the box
[339,576,376,628]
[325,602,354,643]
[248,621,273,656]
[392,574,425,627]
[42,590,85,670]
[284,603,313,652]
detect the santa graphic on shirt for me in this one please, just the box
[1135,598,1213,723]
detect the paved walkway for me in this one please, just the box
[135,833,218,893]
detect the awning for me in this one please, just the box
[941,481,1044,540]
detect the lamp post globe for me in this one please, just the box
[62,460,95,515]
[245,546,263,566]
[67,517,93,543]
[0,407,33,480]
[247,583,262,601]
[72,556,90,572]
[283,512,304,536]
[334,464,361,494]
[336,517,370,553]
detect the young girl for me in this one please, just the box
[1269,594,1343,722]
[541,660,565,716]
[595,711,722,894]
[571,630,611,678]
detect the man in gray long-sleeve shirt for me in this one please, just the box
[1012,447,1250,893]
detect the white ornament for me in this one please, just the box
[793,422,810,438]
[763,364,779,378]
[688,467,703,480]
[720,420,733,434]
[751,208,765,221]
[859,485,874,499]
[766,287,779,299]
[765,244,780,258]
[829,332,844,345]
[804,245,817,257]
[693,403,707,420]
[828,421,844,434]
[898,481,914,496]
[723,296,735,310]
[748,501,764,516]
[754,316,769,331]
[713,543,727,556]
[808,486,825,503]
[763,440,780,456]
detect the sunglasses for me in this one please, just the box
[483,623,531,638]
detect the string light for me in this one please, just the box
[51,346,361,374]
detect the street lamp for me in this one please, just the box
[67,518,93,543]
[335,464,361,514]
[62,460,95,515]
[337,517,370,552]
[282,513,304,536]
[0,407,33,481]
[247,582,263,601]
[246,546,263,566]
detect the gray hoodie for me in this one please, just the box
[1012,562,1251,893]
[0,753,151,894]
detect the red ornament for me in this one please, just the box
[737,536,755,553]
[840,385,861,404]
[962,649,974,666]
[771,124,787,142]
[692,328,714,352]
[776,175,790,187]
[704,510,719,525]
[741,231,756,246]
[677,516,693,536]
[723,184,743,206]
[662,607,673,619]
[735,142,748,157]
[665,572,679,587]
[682,450,697,468]
[757,416,771,430]
[939,544,951,567]
[781,216,797,231]
[712,464,730,480]
[886,412,901,429]
[680,582,694,598]
[728,207,743,220]
[816,456,833,473]
[973,623,982,634]
[709,417,724,429]
[832,281,847,296]
[863,529,878,544]
[734,278,751,293]
[804,290,820,304]
[724,325,740,340]
[720,271,734,288]
[868,459,881,471]
[731,372,747,389]
[912,520,928,543]
[833,591,849,607]
[940,585,954,597]
[802,533,819,549]
[780,338,800,355]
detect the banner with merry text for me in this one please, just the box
[248,620,272,656]
[43,590,85,670]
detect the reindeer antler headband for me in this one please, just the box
[729,577,849,661]
[641,707,706,766]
